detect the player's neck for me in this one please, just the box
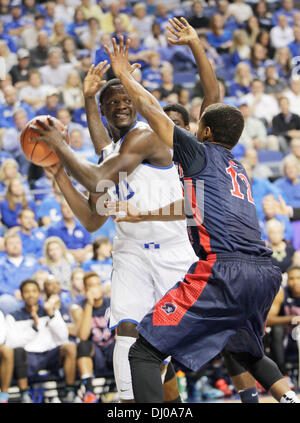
[110,121,137,142]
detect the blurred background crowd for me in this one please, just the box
[0,0,299,403]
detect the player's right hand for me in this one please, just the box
[166,17,199,46]
[104,200,143,223]
[83,61,111,98]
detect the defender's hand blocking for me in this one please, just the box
[103,36,141,79]
[105,200,143,223]
[29,118,68,152]
[167,17,199,46]
[83,61,111,98]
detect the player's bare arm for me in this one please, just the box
[105,198,186,223]
[46,163,108,232]
[266,288,298,326]
[166,17,220,117]
[30,120,167,194]
[83,61,112,155]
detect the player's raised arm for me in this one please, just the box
[83,62,112,155]
[166,17,220,117]
[103,36,176,150]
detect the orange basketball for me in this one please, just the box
[20,115,69,167]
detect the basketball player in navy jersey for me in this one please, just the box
[100,20,300,403]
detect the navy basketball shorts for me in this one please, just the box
[137,252,282,372]
[27,347,61,378]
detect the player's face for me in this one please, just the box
[287,269,300,297]
[165,110,186,129]
[102,86,137,130]
[22,283,40,306]
[196,119,211,143]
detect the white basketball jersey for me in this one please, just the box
[101,121,190,245]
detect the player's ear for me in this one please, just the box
[204,126,213,139]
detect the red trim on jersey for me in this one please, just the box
[153,179,216,327]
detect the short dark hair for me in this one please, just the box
[201,103,244,148]
[20,279,40,294]
[287,265,300,273]
[163,103,190,126]
[99,78,123,105]
[83,271,101,286]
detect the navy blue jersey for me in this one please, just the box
[173,126,271,258]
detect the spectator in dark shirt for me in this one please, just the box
[186,0,210,34]
[264,65,288,97]
[272,96,300,152]
[29,30,49,68]
[9,48,31,89]
[266,218,295,273]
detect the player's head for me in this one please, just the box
[99,78,137,131]
[163,103,190,131]
[287,266,300,297]
[197,103,244,149]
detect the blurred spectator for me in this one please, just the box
[266,218,296,273]
[100,1,133,34]
[238,100,268,150]
[144,21,167,49]
[228,62,252,99]
[131,2,153,41]
[21,13,49,50]
[82,237,112,292]
[246,42,268,79]
[61,70,84,111]
[18,69,48,111]
[217,0,239,33]
[67,7,88,48]
[0,158,23,195]
[33,269,51,302]
[9,48,32,89]
[0,177,36,229]
[53,0,74,25]
[69,268,85,305]
[264,65,288,97]
[15,208,46,258]
[283,75,300,115]
[244,148,273,178]
[0,311,13,404]
[79,17,103,52]
[206,14,233,54]
[228,0,253,25]
[256,30,275,60]
[274,154,300,207]
[245,16,260,48]
[154,2,173,32]
[79,0,103,26]
[274,46,293,81]
[5,278,77,403]
[240,78,280,128]
[270,14,294,49]
[56,107,89,146]
[61,36,80,68]
[39,47,74,88]
[259,193,293,242]
[142,51,162,91]
[6,2,32,40]
[288,24,300,58]
[0,20,17,53]
[94,32,113,66]
[254,1,273,31]
[0,41,17,73]
[0,233,41,315]
[77,50,92,82]
[266,265,300,378]
[49,20,67,47]
[158,64,182,101]
[186,0,210,33]
[69,129,98,164]
[47,200,92,264]
[2,109,31,173]
[32,168,53,203]
[271,0,298,27]
[36,178,63,227]
[272,96,300,152]
[29,30,49,68]
[229,30,251,67]
[41,236,74,291]
[290,138,300,171]
[70,272,115,403]
[178,88,191,109]
[36,87,62,118]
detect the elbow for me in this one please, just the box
[78,331,89,341]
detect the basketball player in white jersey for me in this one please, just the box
[33,61,200,402]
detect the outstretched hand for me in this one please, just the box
[83,61,111,98]
[167,17,199,46]
[103,36,141,79]
[29,117,68,151]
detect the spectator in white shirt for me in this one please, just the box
[61,70,84,111]
[39,47,74,88]
[131,2,154,42]
[270,14,294,49]
[228,0,253,25]
[18,69,49,110]
[283,75,300,115]
[240,78,280,126]
[21,13,47,51]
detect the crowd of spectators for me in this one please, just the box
[0,0,299,403]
